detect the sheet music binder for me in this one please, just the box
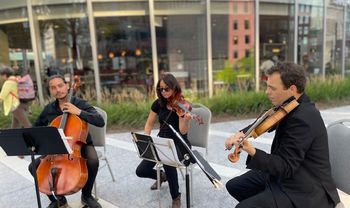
[131,132,160,162]
[0,126,72,208]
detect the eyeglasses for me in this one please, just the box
[158,87,171,93]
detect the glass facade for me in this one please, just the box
[93,1,151,98]
[155,0,208,94]
[326,0,345,75]
[0,0,349,104]
[211,0,255,91]
[260,1,295,63]
[0,1,33,79]
[33,2,92,97]
[298,0,324,76]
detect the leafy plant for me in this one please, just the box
[214,56,254,90]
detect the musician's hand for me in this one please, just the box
[240,140,256,156]
[225,131,245,150]
[62,102,82,115]
[181,112,192,121]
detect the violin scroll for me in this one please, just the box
[228,146,241,163]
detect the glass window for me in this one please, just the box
[211,0,255,92]
[260,1,296,63]
[0,5,35,82]
[245,49,250,57]
[233,50,238,59]
[244,2,249,13]
[155,0,207,94]
[233,20,238,30]
[233,36,238,45]
[297,1,324,76]
[244,19,250,29]
[33,3,93,98]
[346,10,350,77]
[93,1,151,98]
[233,2,238,14]
[326,4,345,75]
[245,35,250,44]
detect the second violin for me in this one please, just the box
[227,97,299,163]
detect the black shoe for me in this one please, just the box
[81,195,102,208]
[150,171,167,190]
[47,196,68,208]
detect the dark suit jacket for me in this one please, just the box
[246,94,340,208]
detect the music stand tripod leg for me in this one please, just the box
[28,146,42,208]
[183,155,191,208]
[156,163,163,208]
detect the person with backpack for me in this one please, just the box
[0,66,31,129]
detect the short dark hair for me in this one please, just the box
[48,74,66,84]
[265,62,306,93]
[156,73,181,106]
[0,67,14,77]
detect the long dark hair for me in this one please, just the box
[156,73,181,107]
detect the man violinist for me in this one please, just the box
[28,75,104,208]
[225,62,340,208]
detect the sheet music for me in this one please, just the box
[57,129,73,154]
[152,136,183,167]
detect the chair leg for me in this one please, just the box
[93,181,98,200]
[104,158,115,181]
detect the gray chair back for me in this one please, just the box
[88,106,107,147]
[187,103,211,153]
[327,119,350,194]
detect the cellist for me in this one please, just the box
[28,75,104,208]
[224,63,340,208]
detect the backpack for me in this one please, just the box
[17,74,35,102]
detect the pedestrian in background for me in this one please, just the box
[0,66,31,129]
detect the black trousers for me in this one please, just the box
[136,159,180,200]
[226,170,294,208]
[28,144,99,202]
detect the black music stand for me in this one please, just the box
[163,121,222,208]
[132,132,186,208]
[0,126,71,208]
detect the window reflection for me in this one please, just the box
[155,0,208,94]
[33,3,93,97]
[0,7,35,83]
[326,5,344,75]
[211,0,255,92]
[298,1,323,76]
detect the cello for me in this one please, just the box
[36,76,89,195]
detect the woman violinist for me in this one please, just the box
[136,73,193,208]
[224,63,340,208]
[28,75,104,208]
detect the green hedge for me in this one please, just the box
[1,76,350,130]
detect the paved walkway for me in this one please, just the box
[1,105,350,208]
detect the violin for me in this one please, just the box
[168,93,204,124]
[227,97,299,163]
[36,75,89,195]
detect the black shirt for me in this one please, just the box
[33,96,105,145]
[151,99,190,158]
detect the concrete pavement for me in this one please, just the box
[1,105,350,208]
